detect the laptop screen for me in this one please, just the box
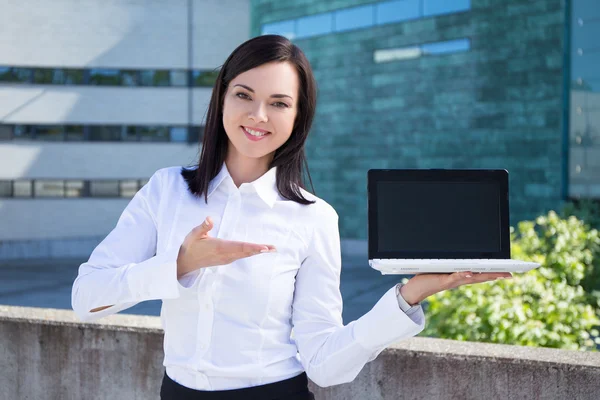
[377,181,501,253]
[368,169,510,259]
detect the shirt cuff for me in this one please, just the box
[126,247,182,301]
[396,283,421,317]
[353,286,425,350]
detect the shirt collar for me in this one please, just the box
[207,162,279,208]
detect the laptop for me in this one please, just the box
[367,169,540,274]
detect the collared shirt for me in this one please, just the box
[71,163,425,390]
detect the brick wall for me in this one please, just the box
[251,0,567,239]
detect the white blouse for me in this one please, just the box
[71,163,425,390]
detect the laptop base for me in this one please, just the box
[369,259,540,274]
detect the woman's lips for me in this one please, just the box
[241,126,271,141]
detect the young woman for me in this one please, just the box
[71,35,511,400]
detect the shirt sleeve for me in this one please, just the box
[71,168,192,322]
[291,203,425,388]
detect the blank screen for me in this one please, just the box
[377,181,501,253]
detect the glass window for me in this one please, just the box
[139,179,150,189]
[262,20,296,39]
[65,125,84,141]
[0,67,12,82]
[119,180,138,197]
[374,46,422,63]
[34,180,65,197]
[188,125,205,144]
[421,38,470,55]
[376,0,421,25]
[64,69,84,85]
[0,67,32,83]
[334,5,374,32]
[35,125,64,141]
[139,126,169,142]
[296,13,333,39]
[0,181,11,197]
[121,126,138,141]
[13,181,32,197]
[33,68,66,84]
[89,126,121,141]
[120,70,139,86]
[89,69,120,85]
[170,127,188,143]
[423,0,470,17]
[65,181,85,197]
[13,125,33,140]
[0,125,11,140]
[192,70,219,87]
[570,0,600,199]
[139,70,170,86]
[90,181,119,197]
[170,70,188,86]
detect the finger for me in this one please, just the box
[224,240,270,256]
[193,216,214,238]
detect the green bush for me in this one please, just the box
[421,211,600,351]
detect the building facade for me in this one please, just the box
[252,0,599,239]
[0,0,249,258]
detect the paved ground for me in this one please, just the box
[0,253,406,324]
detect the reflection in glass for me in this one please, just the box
[35,180,65,197]
[89,69,120,85]
[170,70,188,86]
[122,126,138,141]
[139,179,150,189]
[334,5,374,32]
[421,39,470,55]
[296,13,333,39]
[0,125,11,140]
[90,181,119,197]
[139,126,169,142]
[192,70,219,87]
[65,125,84,141]
[89,126,121,141]
[13,125,33,140]
[0,67,12,82]
[119,180,139,197]
[376,0,420,25]
[140,70,170,86]
[66,181,85,197]
[35,125,64,141]
[170,127,188,142]
[64,69,84,85]
[33,69,65,84]
[120,70,139,86]
[262,20,296,39]
[0,181,11,197]
[14,181,33,197]
[423,0,470,17]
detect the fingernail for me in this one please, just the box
[260,249,269,253]
[496,277,504,280]
[465,274,472,278]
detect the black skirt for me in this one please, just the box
[160,371,315,400]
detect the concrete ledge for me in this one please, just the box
[1,305,599,399]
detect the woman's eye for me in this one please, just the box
[236,92,250,100]
[273,102,289,108]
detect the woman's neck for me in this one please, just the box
[224,150,273,188]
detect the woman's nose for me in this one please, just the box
[248,102,268,123]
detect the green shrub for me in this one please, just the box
[421,211,600,351]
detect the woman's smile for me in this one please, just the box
[241,126,271,141]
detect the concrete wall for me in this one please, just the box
[1,305,599,400]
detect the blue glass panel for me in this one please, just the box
[423,0,470,17]
[296,13,333,39]
[334,5,374,32]
[572,21,600,57]
[573,0,600,19]
[376,0,420,25]
[170,127,188,142]
[572,51,600,90]
[262,20,296,39]
[421,38,470,55]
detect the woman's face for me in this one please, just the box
[222,61,299,162]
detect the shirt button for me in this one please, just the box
[204,304,210,311]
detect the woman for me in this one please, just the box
[71,35,511,399]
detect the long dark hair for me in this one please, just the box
[181,35,317,205]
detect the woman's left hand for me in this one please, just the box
[400,271,513,305]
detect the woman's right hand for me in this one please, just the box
[176,216,276,278]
